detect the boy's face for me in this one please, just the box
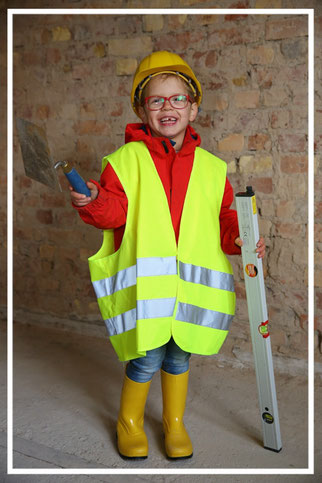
[138,75,198,151]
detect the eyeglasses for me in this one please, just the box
[144,94,192,111]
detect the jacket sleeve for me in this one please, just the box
[74,162,128,230]
[220,177,241,255]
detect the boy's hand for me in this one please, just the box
[234,236,266,258]
[255,237,266,258]
[69,181,98,207]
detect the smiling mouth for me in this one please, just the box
[160,117,177,124]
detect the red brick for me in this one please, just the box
[225,1,249,21]
[40,193,66,208]
[192,51,206,67]
[40,259,54,273]
[46,48,61,64]
[195,113,212,128]
[265,17,308,41]
[263,87,288,107]
[209,24,262,47]
[155,31,203,52]
[235,281,246,299]
[252,177,273,194]
[218,133,244,152]
[23,51,41,66]
[276,200,295,218]
[248,133,271,151]
[315,202,322,220]
[278,134,307,153]
[36,105,50,120]
[316,16,322,37]
[205,50,217,68]
[36,209,53,224]
[100,59,113,73]
[75,139,96,160]
[168,15,187,30]
[316,290,322,311]
[315,135,322,155]
[79,103,96,118]
[117,79,131,97]
[110,102,123,117]
[19,177,32,189]
[39,244,56,261]
[316,224,322,243]
[247,46,274,65]
[73,120,110,136]
[281,65,308,84]
[72,63,92,80]
[271,110,289,129]
[276,223,303,238]
[254,68,272,88]
[55,210,77,227]
[315,177,322,194]
[234,90,260,109]
[280,155,307,174]
[24,195,40,207]
[37,276,60,292]
[41,29,52,44]
[210,27,243,47]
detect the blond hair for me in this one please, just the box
[138,73,196,108]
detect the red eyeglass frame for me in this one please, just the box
[144,94,193,110]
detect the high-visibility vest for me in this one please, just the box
[88,141,235,362]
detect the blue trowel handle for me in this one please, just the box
[54,161,91,197]
[64,167,91,196]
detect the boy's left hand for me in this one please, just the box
[234,236,266,258]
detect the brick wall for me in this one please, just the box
[2,1,321,370]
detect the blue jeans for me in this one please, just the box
[126,337,191,383]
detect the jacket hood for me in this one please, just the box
[124,123,201,156]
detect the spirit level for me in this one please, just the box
[235,186,282,452]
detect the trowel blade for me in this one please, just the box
[16,118,62,192]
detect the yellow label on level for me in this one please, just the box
[252,195,257,214]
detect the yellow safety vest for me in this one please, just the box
[88,141,236,361]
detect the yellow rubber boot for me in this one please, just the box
[161,369,193,459]
[116,374,151,459]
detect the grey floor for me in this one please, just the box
[0,321,321,482]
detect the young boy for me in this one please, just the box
[71,51,265,460]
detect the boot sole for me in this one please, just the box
[119,453,148,460]
[166,452,193,460]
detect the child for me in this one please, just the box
[71,51,265,460]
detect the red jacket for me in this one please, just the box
[76,123,241,255]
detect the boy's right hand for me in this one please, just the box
[69,181,98,207]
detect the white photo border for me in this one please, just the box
[7,7,315,476]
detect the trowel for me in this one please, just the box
[16,118,91,196]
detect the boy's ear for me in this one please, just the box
[137,105,147,123]
[189,102,198,123]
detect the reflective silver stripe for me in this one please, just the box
[104,297,176,336]
[137,298,176,319]
[179,262,234,292]
[137,256,177,277]
[93,256,177,299]
[176,302,233,331]
[104,308,136,337]
[92,265,136,299]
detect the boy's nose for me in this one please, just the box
[162,98,173,109]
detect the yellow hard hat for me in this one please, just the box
[131,51,202,116]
